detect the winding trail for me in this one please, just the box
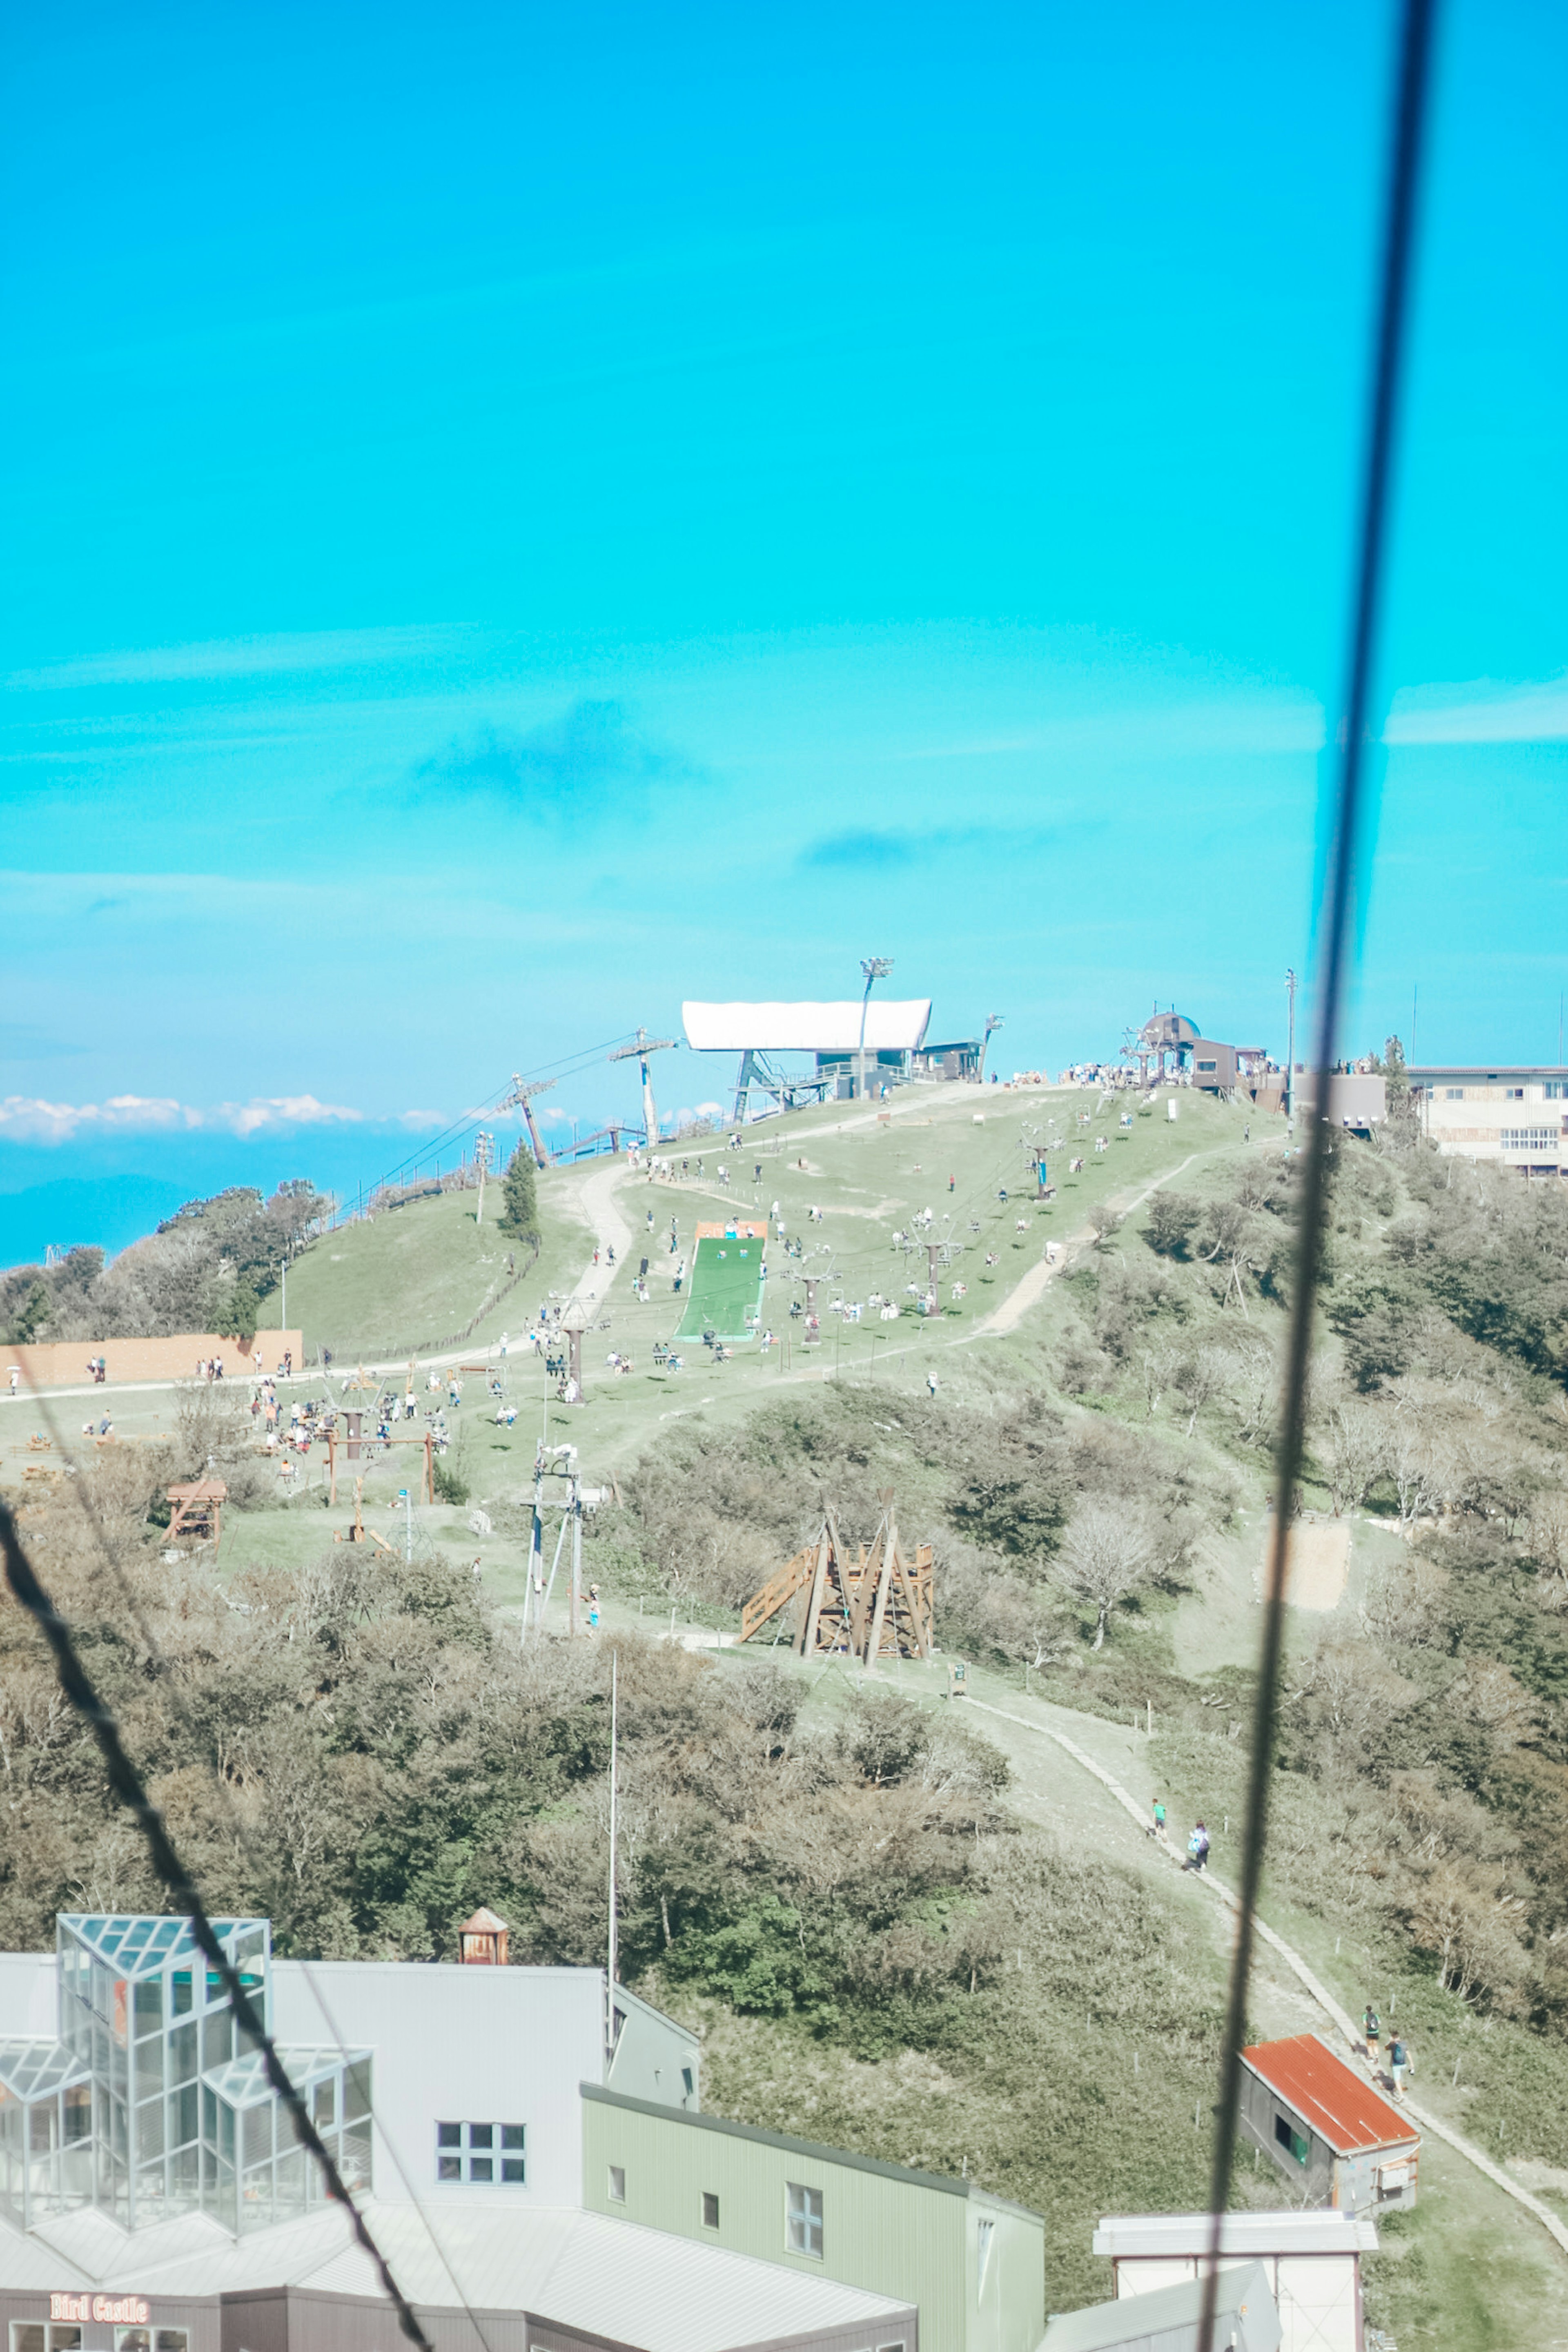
[967,1693,1568,2265]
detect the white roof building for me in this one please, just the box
[682,1002,932,1055]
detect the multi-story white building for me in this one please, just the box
[1409,1065,1568,1174]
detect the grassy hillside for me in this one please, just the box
[283,1169,594,1359]
[10,1082,1568,2341]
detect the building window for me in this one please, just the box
[1506,1088,1525,1100]
[1501,1130,1558,1154]
[12,2330,85,2352]
[116,2334,187,2352]
[1274,2114,1310,2166]
[608,2165,626,2203]
[702,2191,720,2228]
[437,2122,525,2183]
[1196,1060,1216,1074]
[1445,1087,1464,1099]
[681,2066,695,2098]
[977,2216,995,2298]
[786,2180,824,2258]
[1547,1082,1566,1100]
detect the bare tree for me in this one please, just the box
[1055,1505,1154,1649]
[1325,1401,1388,1517]
[1170,1346,1231,1438]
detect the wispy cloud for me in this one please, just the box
[1385,675,1568,746]
[411,698,691,822]
[799,829,915,873]
[5,625,483,692]
[0,1093,365,1145]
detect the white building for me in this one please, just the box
[0,1916,916,2352]
[1410,1065,1568,1174]
[1089,2213,1376,2352]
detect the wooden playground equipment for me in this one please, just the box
[165,1479,227,1546]
[324,1423,434,1506]
[739,1492,934,1664]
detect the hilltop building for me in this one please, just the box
[1089,2212,1376,2352]
[0,1913,1044,2352]
[682,1000,991,1115]
[1408,1064,1568,1174]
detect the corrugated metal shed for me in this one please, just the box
[1241,2037,1413,2157]
[1044,2264,1279,2352]
[683,1001,933,1054]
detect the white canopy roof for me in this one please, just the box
[683,999,932,1054]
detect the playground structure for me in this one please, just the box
[739,1494,934,1663]
[324,1421,435,1505]
[165,1479,227,1546]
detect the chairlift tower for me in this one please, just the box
[501,1075,557,1169]
[609,1029,679,1147]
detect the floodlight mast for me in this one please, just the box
[858,958,893,1102]
[500,1074,557,1169]
[608,1028,679,1148]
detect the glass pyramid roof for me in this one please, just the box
[202,2045,368,2110]
[59,1914,267,1977]
[0,2038,90,2100]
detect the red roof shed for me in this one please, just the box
[1239,2034,1419,2215]
[1243,2035,1410,2154]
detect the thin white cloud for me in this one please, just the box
[0,1093,364,1145]
[5,625,485,692]
[1385,675,1568,746]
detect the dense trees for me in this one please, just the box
[0,1183,330,1343]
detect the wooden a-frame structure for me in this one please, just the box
[739,1492,933,1663]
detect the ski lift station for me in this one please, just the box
[682,1000,992,1118]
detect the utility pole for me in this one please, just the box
[858,957,893,1102]
[607,1650,619,1989]
[1285,969,1298,1128]
[571,1468,583,1639]
[280,1259,287,1339]
[474,1130,494,1228]
[978,1013,1004,1084]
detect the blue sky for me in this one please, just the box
[2,1,1566,1258]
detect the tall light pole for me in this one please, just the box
[1285,969,1298,1129]
[858,957,893,1102]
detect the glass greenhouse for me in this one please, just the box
[0,1916,370,2236]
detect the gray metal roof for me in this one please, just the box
[1044,2263,1279,2352]
[0,2200,912,2352]
[583,2083,1045,2222]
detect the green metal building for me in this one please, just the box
[582,2085,1046,2352]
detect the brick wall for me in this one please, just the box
[2,1332,305,1392]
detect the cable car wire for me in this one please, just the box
[1198,0,1439,2341]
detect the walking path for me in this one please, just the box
[967,1692,1568,2264]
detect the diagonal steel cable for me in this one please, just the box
[2,1386,500,2352]
[1199,0,1439,2341]
[0,1490,435,2352]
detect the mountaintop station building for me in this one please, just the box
[0,1915,1044,2352]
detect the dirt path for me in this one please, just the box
[967,1690,1568,2265]
[559,1160,633,1321]
[975,1148,1213,1337]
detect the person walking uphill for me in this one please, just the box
[1387,2033,1413,2100]
[1182,1821,1210,1872]
[1362,2006,1381,2067]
